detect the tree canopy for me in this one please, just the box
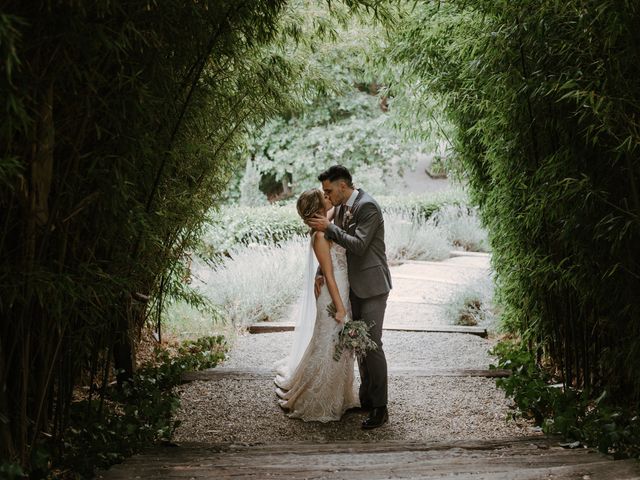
[0,0,390,470]
[2,0,640,473]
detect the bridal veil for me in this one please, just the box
[276,236,317,378]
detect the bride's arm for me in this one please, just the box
[313,232,346,324]
[312,207,335,295]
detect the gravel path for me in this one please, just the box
[174,376,535,444]
[221,330,498,370]
[173,330,538,444]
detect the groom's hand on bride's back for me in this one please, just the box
[314,275,324,298]
[307,214,329,232]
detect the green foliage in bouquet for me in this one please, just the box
[327,303,377,361]
[334,320,378,361]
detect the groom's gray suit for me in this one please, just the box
[325,189,391,408]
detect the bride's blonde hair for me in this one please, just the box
[296,189,325,222]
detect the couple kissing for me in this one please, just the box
[274,165,392,430]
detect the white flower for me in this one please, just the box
[344,210,354,224]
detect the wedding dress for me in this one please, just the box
[274,235,359,422]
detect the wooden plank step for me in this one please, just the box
[182,367,511,382]
[99,436,640,479]
[247,323,294,334]
[448,250,491,258]
[383,325,487,336]
[248,323,487,337]
[99,437,594,461]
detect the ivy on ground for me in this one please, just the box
[492,340,640,460]
[27,336,227,479]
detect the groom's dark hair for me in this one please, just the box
[318,165,353,187]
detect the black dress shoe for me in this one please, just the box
[361,406,388,429]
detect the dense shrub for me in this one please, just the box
[0,0,306,470]
[388,1,640,409]
[203,190,468,257]
[193,239,308,327]
[202,205,308,257]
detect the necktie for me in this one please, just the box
[337,205,345,229]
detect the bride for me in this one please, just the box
[274,189,359,422]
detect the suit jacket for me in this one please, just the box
[325,189,392,298]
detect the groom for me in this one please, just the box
[307,165,392,429]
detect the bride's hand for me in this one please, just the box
[335,309,347,324]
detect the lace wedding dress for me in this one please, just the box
[274,237,359,422]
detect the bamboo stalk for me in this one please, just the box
[0,335,15,460]
[144,1,248,215]
[30,327,65,450]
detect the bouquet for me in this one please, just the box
[326,303,378,361]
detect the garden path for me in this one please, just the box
[249,251,492,335]
[398,153,452,194]
[99,254,640,479]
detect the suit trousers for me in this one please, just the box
[350,290,388,408]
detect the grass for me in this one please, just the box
[163,299,235,341]
[385,211,451,263]
[444,275,496,330]
[431,204,490,252]
[166,238,308,332]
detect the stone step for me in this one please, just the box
[247,323,487,337]
[182,367,510,382]
[99,436,640,479]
